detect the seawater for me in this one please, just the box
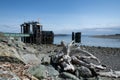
[54,35,120,48]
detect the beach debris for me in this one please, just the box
[97,70,120,78]
[51,40,108,79]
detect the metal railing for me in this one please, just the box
[3,33,30,37]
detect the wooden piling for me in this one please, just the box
[72,32,75,41]
[75,32,81,43]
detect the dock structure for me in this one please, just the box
[21,21,54,44]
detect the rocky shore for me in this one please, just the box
[0,35,120,80]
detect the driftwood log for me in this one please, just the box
[61,41,105,71]
[98,71,120,78]
[51,41,120,78]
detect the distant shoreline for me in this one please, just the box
[91,34,120,39]
[54,34,69,36]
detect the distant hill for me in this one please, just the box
[115,34,120,36]
[91,34,120,39]
[54,34,69,36]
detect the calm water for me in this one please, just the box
[54,35,120,48]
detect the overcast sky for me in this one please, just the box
[0,0,120,34]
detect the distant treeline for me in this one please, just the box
[54,34,69,36]
[115,34,120,36]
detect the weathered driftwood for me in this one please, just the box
[71,56,106,70]
[60,41,103,70]
[61,40,101,63]
[97,71,120,78]
[51,41,120,78]
[77,49,101,63]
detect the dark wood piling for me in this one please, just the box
[75,32,81,43]
[72,32,81,43]
[72,32,75,41]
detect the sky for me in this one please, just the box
[0,0,120,34]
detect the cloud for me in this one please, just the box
[0,24,20,33]
[80,26,120,35]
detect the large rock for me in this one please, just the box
[28,64,59,79]
[60,72,80,80]
[0,39,43,65]
[7,39,25,50]
[75,66,92,78]
[24,46,38,53]
[0,70,21,80]
[21,53,40,64]
[41,55,51,65]
[0,42,23,62]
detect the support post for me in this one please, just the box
[72,32,74,41]
[75,32,81,43]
